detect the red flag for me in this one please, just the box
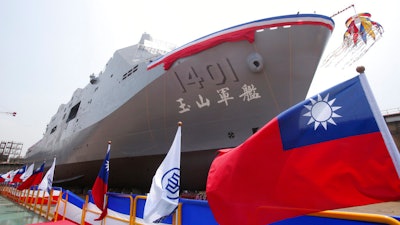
[91,142,111,221]
[17,163,45,190]
[206,74,400,225]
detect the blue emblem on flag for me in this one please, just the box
[162,168,180,200]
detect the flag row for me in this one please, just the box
[0,158,56,192]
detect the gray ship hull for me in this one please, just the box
[25,14,335,191]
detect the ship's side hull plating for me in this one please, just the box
[25,14,334,191]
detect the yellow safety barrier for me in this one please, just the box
[81,193,135,225]
[175,202,182,225]
[53,189,69,222]
[132,195,179,225]
[0,186,61,221]
[1,184,399,225]
[311,210,400,225]
[0,185,60,222]
[132,195,146,225]
[32,188,61,221]
[81,194,107,224]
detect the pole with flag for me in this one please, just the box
[20,163,34,182]
[143,122,182,223]
[91,141,111,221]
[38,157,56,193]
[0,173,7,183]
[0,170,12,183]
[11,165,26,184]
[5,169,18,183]
[206,68,400,225]
[17,162,45,190]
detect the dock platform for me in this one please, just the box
[0,195,48,224]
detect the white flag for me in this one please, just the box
[20,163,34,182]
[38,158,56,192]
[144,125,181,223]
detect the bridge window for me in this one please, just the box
[66,102,81,123]
[50,126,57,134]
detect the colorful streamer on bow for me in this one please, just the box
[323,12,384,68]
[344,13,384,45]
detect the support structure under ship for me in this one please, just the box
[25,14,335,191]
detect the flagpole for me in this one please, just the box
[101,140,111,225]
[143,121,182,223]
[357,66,400,176]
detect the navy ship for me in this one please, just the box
[25,14,335,191]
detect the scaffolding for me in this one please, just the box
[0,141,23,162]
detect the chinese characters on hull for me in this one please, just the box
[177,84,261,114]
[174,58,262,114]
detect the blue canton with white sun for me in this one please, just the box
[303,94,342,130]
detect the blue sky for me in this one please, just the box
[1,0,399,156]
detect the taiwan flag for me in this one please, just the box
[20,163,34,182]
[11,165,26,183]
[0,171,11,183]
[17,163,45,190]
[206,73,400,225]
[91,142,111,221]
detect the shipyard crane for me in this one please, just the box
[0,111,17,117]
